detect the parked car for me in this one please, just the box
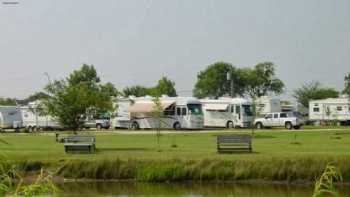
[82,117,110,130]
[254,112,304,130]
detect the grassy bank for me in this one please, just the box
[55,157,350,183]
[1,128,350,182]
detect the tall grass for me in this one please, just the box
[56,157,350,183]
[313,164,342,197]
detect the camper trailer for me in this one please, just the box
[201,97,253,128]
[255,96,281,115]
[0,106,23,131]
[112,96,204,130]
[20,102,61,131]
[309,97,350,124]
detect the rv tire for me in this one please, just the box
[226,121,234,129]
[173,122,181,130]
[131,122,140,130]
[96,124,102,130]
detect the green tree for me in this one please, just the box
[123,86,149,97]
[243,62,284,98]
[41,64,115,130]
[123,77,177,97]
[293,81,339,109]
[193,62,237,98]
[343,73,350,96]
[0,98,16,106]
[150,77,177,97]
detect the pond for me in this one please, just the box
[55,182,350,197]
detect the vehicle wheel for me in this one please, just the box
[226,121,234,129]
[255,122,263,129]
[173,122,181,130]
[285,122,293,130]
[131,122,139,130]
[294,125,301,130]
[96,124,102,130]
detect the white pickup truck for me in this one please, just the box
[254,112,304,130]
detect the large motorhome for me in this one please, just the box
[0,106,23,131]
[309,97,350,124]
[200,97,253,128]
[112,96,204,130]
[20,102,61,131]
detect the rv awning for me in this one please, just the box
[204,104,229,111]
[129,101,174,113]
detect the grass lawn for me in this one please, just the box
[1,127,350,162]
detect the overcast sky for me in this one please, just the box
[1,0,349,99]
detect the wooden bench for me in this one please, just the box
[217,135,252,153]
[61,135,96,153]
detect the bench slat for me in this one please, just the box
[217,135,252,153]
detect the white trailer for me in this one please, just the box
[309,97,350,124]
[112,96,204,130]
[20,102,61,131]
[255,96,281,115]
[0,106,23,131]
[200,97,253,128]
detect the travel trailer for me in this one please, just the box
[309,97,350,124]
[112,96,204,130]
[20,102,61,131]
[255,96,281,115]
[0,106,23,131]
[200,97,253,128]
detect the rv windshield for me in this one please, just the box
[242,105,253,116]
[187,104,203,115]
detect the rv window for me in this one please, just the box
[337,106,342,111]
[182,108,187,116]
[231,105,234,113]
[176,108,181,116]
[314,103,319,107]
[235,106,240,114]
[242,105,253,116]
[187,104,203,115]
[273,113,279,119]
[313,107,320,112]
[164,105,175,116]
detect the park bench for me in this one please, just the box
[57,134,96,153]
[217,134,252,153]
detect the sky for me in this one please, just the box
[1,0,350,99]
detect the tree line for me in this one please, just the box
[0,62,349,129]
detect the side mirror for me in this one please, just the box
[265,116,269,119]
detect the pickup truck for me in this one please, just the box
[83,118,110,130]
[254,112,304,130]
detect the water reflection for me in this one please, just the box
[56,182,350,197]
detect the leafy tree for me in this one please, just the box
[293,81,339,109]
[150,77,177,97]
[123,86,149,97]
[343,73,350,96]
[193,61,284,98]
[193,62,236,98]
[0,98,16,106]
[123,76,177,97]
[41,64,115,130]
[243,62,284,98]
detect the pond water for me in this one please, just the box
[55,182,350,197]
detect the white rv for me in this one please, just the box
[20,102,61,131]
[255,96,281,115]
[309,97,350,124]
[201,97,253,128]
[0,106,23,131]
[112,96,204,130]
